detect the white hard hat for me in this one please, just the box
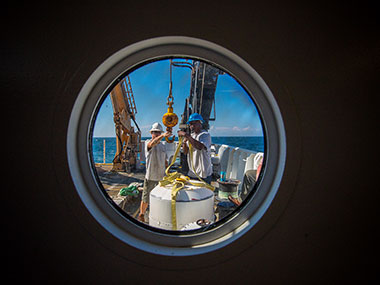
[150,122,163,133]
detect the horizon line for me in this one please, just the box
[93,135,264,138]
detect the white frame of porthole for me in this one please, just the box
[67,36,286,256]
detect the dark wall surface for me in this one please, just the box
[3,1,378,283]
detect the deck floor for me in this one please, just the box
[95,164,239,228]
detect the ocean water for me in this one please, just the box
[92,136,264,163]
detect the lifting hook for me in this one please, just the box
[162,60,178,143]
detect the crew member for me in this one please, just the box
[229,155,263,206]
[177,113,213,184]
[138,122,171,222]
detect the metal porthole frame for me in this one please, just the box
[67,36,286,256]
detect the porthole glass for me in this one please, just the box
[67,37,286,255]
[90,57,265,232]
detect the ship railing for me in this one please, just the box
[97,139,264,190]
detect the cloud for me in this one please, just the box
[218,89,241,93]
[242,126,253,131]
[215,126,231,131]
[208,124,263,136]
[232,126,254,132]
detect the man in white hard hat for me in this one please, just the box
[138,122,171,222]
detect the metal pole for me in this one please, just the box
[199,63,206,115]
[103,139,106,164]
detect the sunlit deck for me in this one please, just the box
[95,164,238,225]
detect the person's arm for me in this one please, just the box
[147,132,171,151]
[256,161,263,180]
[182,138,189,154]
[177,131,206,151]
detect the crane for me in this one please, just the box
[109,76,141,172]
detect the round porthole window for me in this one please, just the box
[67,36,286,256]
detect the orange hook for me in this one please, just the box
[164,127,175,143]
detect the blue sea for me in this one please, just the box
[92,136,264,163]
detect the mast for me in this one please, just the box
[180,61,221,130]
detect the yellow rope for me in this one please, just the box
[159,135,214,230]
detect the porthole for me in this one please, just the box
[67,37,286,256]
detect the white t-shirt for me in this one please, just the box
[145,140,167,181]
[187,131,212,179]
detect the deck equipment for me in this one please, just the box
[109,76,141,172]
[162,60,178,143]
[150,136,215,230]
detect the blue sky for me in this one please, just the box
[93,59,263,137]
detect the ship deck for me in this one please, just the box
[95,164,239,227]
